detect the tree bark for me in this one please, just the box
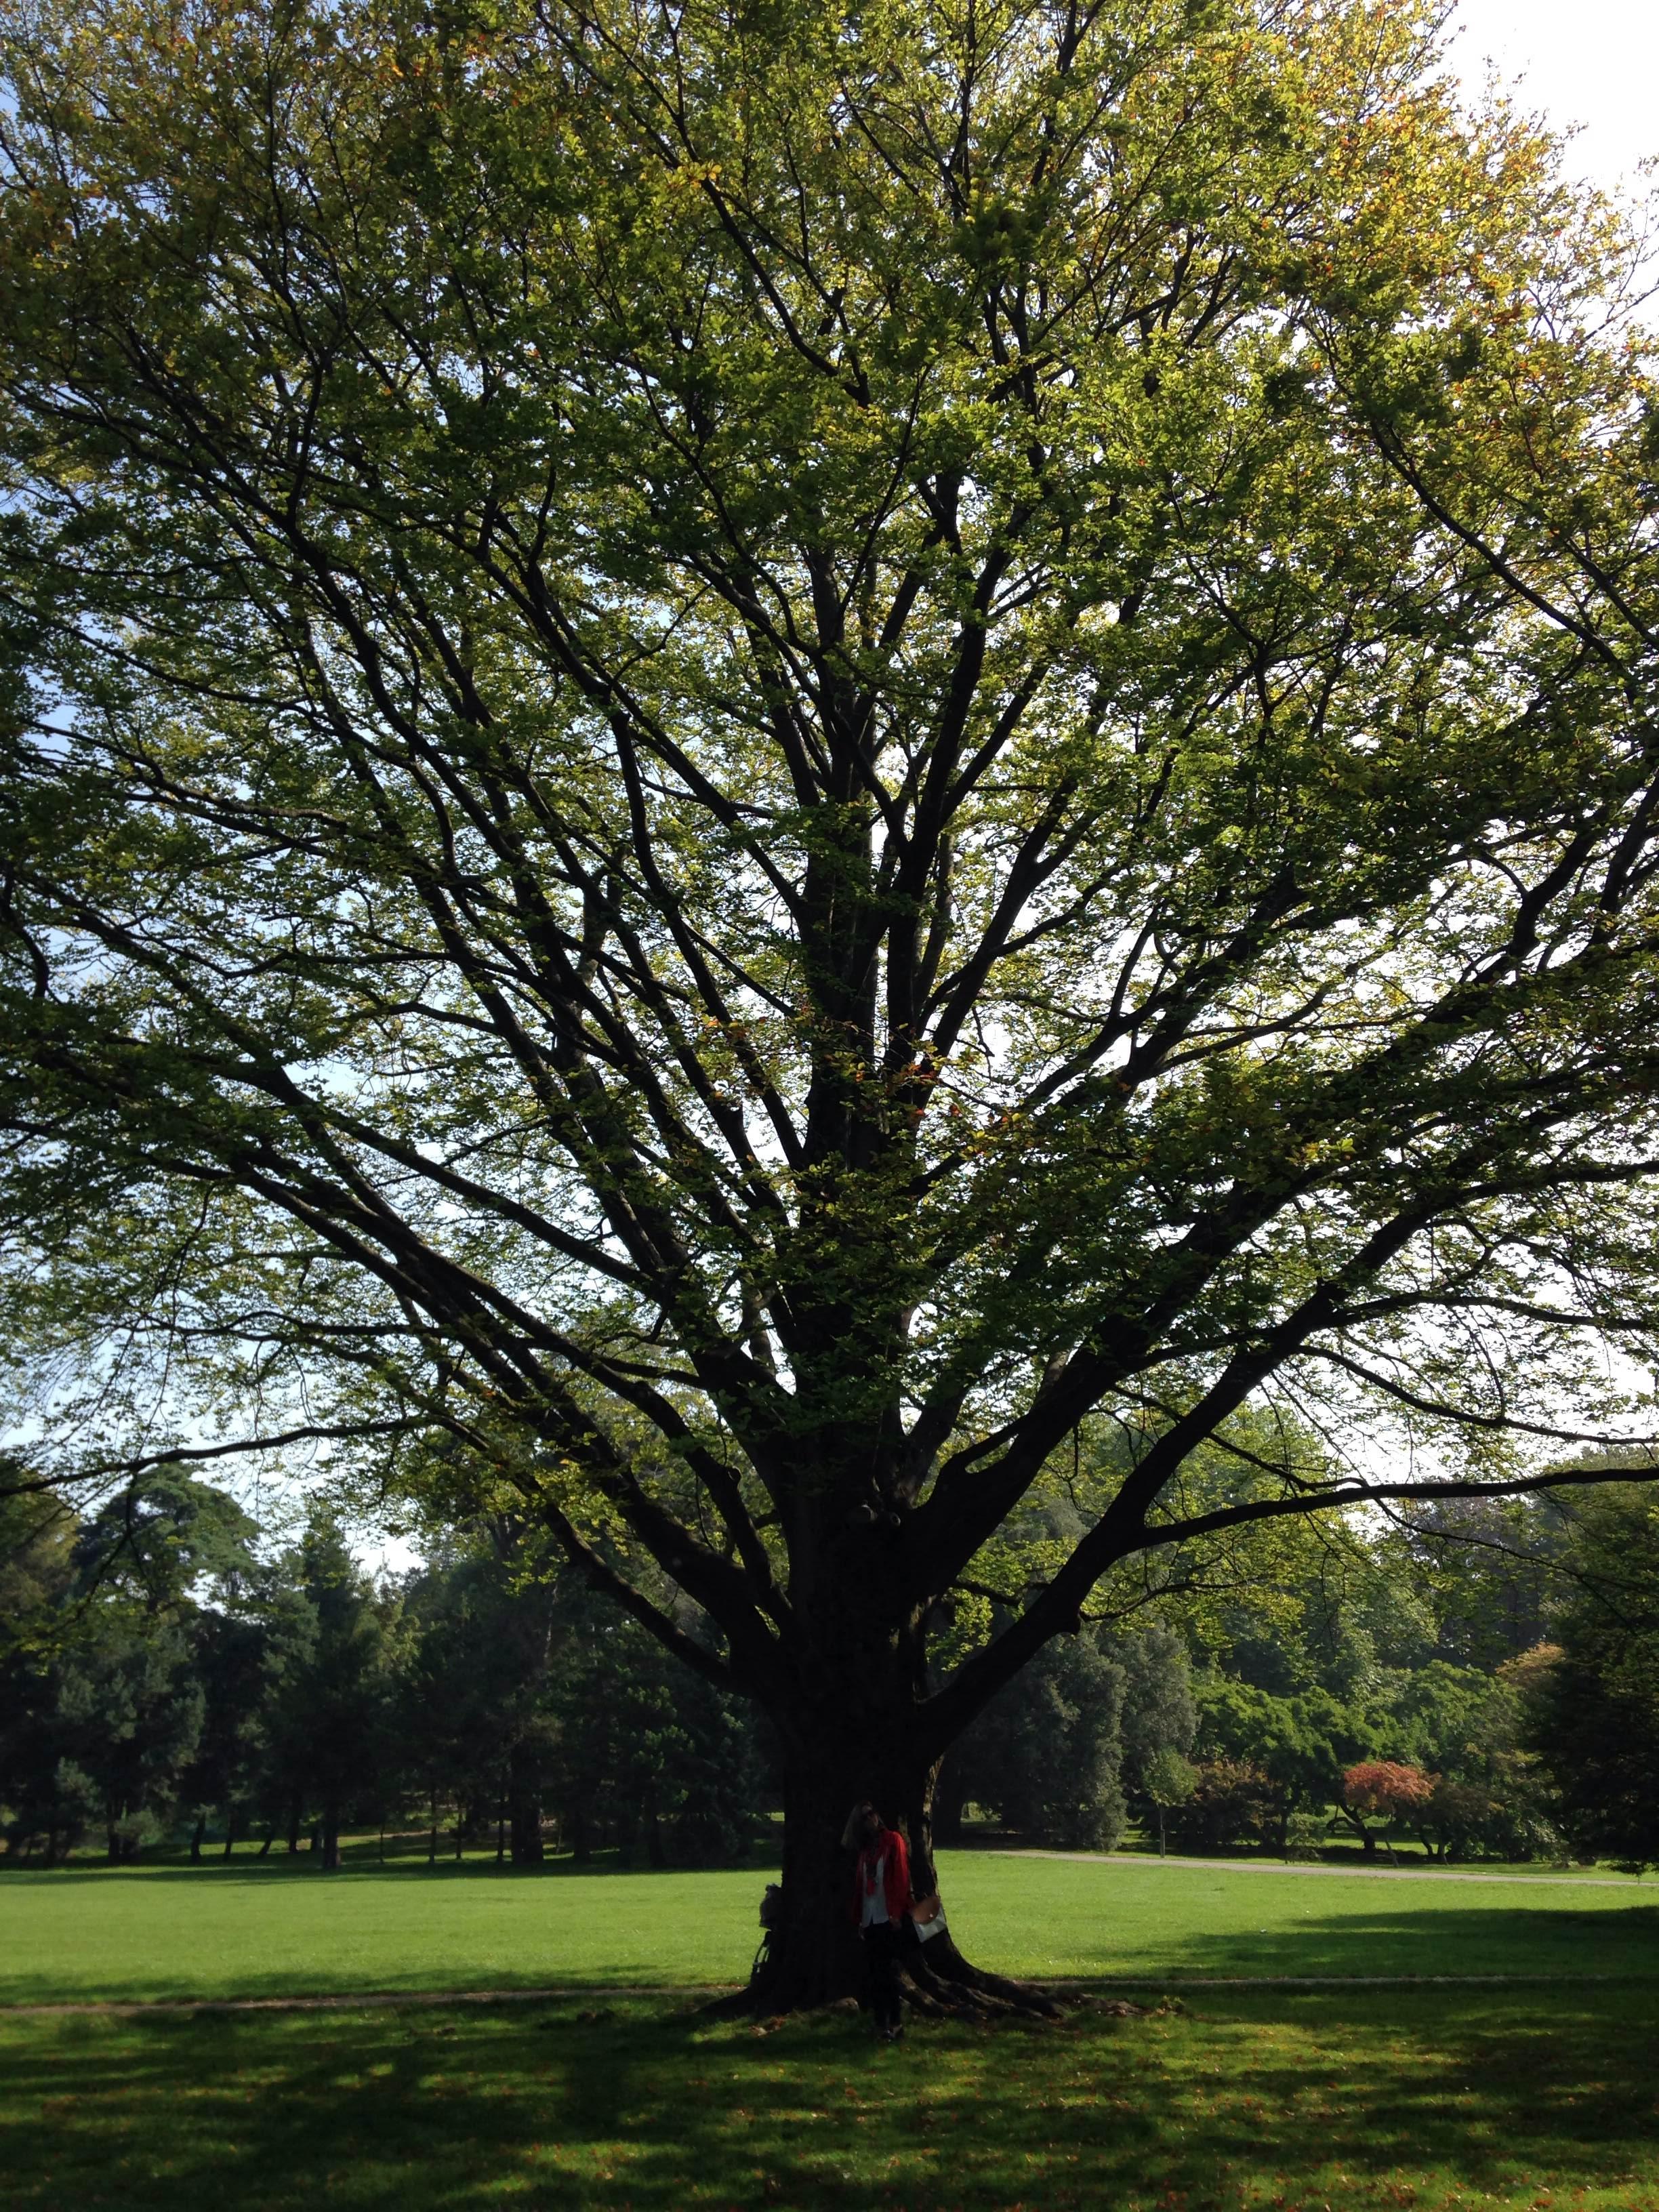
[188,1815,205,1862]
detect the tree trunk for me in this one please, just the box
[932,1755,969,1846]
[321,1810,342,1871]
[510,1799,543,1866]
[222,1812,237,1858]
[189,1815,205,1863]
[285,1795,302,1855]
[736,1741,1060,2021]
[508,1744,542,1864]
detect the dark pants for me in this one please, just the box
[863,1920,905,2032]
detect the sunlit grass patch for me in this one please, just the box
[3,1848,1655,2007]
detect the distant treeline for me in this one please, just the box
[0,1481,760,1868]
[3,1477,1658,1870]
[943,1481,1659,1868]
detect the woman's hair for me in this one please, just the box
[840,1801,879,1851]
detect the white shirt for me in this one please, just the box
[860,1849,890,1928]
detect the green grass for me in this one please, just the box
[7,1986,1659,2210]
[2,1847,1656,2006]
[8,1853,1659,2208]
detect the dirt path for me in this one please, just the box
[0,1984,725,2019]
[996,1849,1645,1887]
[1,1968,1639,2020]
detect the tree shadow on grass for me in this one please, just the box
[7,1987,1659,2211]
[1060,1900,1659,1984]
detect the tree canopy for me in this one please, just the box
[3,0,1659,2001]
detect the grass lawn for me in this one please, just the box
[7,1853,1658,2208]
[1,1846,1656,2005]
[7,1984,1659,2210]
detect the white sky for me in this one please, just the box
[1447,0,1658,192]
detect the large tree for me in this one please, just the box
[3,0,1659,2007]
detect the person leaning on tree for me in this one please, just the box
[844,1801,910,2042]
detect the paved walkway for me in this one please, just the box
[995,1848,1644,1888]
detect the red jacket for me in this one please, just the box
[852,1826,910,1926]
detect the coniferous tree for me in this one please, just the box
[260,1518,396,1869]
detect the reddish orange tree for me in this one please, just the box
[1338,1762,1436,1862]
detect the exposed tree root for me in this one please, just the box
[708,1931,1072,2024]
[701,1979,781,2020]
[900,1935,1065,2020]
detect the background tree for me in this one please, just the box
[3,0,1659,2007]
[1385,1660,1550,1860]
[1113,1624,1197,1803]
[49,1476,256,1860]
[1141,1747,1197,1859]
[1525,1490,1659,1870]
[396,1540,550,1860]
[1384,1500,1571,1675]
[1336,1759,1434,1863]
[0,1481,81,1860]
[259,1518,396,1869]
[396,1548,526,1858]
[941,1628,1128,1850]
[0,1534,100,1861]
[935,1611,1191,1848]
[1192,1678,1373,1851]
[543,1574,762,1866]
